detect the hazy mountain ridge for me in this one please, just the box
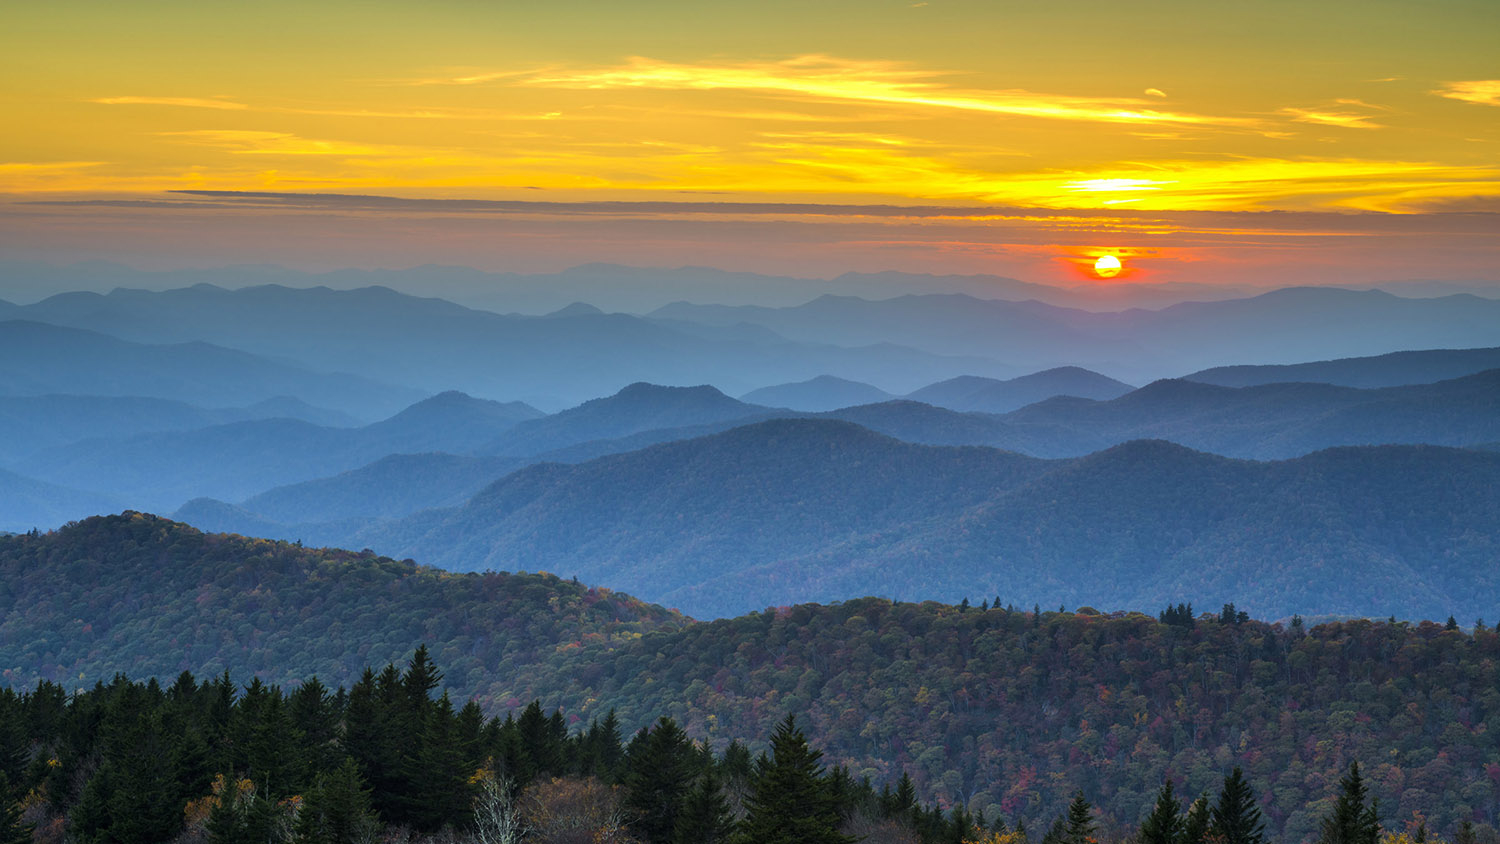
[905,366,1135,412]
[740,375,895,411]
[0,392,360,464]
[340,418,1500,621]
[652,287,1500,384]
[0,319,420,419]
[11,391,541,512]
[1185,345,1500,388]
[6,283,1012,407]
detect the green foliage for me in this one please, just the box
[733,715,855,844]
[294,757,379,844]
[6,516,1500,841]
[1317,763,1380,844]
[1212,769,1267,844]
[624,717,698,843]
[1139,781,1184,844]
[672,769,734,844]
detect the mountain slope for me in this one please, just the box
[0,512,684,698]
[1002,368,1500,458]
[13,284,1008,406]
[1,514,1496,841]
[0,393,359,463]
[0,468,123,533]
[0,319,419,419]
[358,421,1500,621]
[652,288,1500,383]
[13,391,540,513]
[1184,345,1500,388]
[906,367,1134,413]
[482,382,768,456]
[740,375,894,411]
[363,419,1050,596]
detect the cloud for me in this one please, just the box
[1144,88,1166,98]
[93,96,249,110]
[424,55,1258,129]
[157,130,413,156]
[1435,80,1500,107]
[1279,103,1386,129]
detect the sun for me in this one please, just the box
[1093,254,1123,279]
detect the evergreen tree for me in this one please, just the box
[1065,791,1096,844]
[732,715,854,844]
[673,769,734,844]
[295,757,379,844]
[406,692,473,831]
[1317,762,1380,844]
[0,773,33,844]
[1211,768,1266,844]
[1139,780,1184,844]
[1182,794,1211,844]
[624,716,697,842]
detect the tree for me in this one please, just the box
[0,773,33,844]
[1139,780,1184,844]
[1182,794,1211,844]
[1317,762,1380,844]
[1211,768,1266,844]
[673,770,734,844]
[472,773,526,844]
[1065,792,1096,844]
[624,717,697,842]
[295,757,379,844]
[733,715,855,844]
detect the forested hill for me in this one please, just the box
[3,514,1500,841]
[0,513,684,700]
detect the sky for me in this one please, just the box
[2,0,1498,289]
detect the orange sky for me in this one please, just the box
[2,0,1497,288]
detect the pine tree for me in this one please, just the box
[295,757,379,844]
[624,717,697,843]
[0,773,34,844]
[1139,780,1184,844]
[416,693,476,831]
[673,770,734,844]
[1065,792,1096,844]
[732,715,855,844]
[1317,762,1380,844]
[1182,794,1211,844]
[1211,768,1266,844]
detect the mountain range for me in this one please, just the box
[655,287,1500,384]
[0,319,417,420]
[319,418,1500,621]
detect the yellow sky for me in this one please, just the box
[2,0,1497,283]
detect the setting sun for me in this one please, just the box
[1094,254,1123,279]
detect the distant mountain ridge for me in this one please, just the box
[740,375,894,411]
[905,366,1135,413]
[0,319,418,419]
[345,417,1500,621]
[11,391,541,513]
[7,283,1010,407]
[651,287,1500,384]
[1185,345,1500,388]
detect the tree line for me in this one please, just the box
[0,648,1481,844]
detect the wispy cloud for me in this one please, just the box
[421,55,1259,129]
[93,96,249,110]
[95,94,561,121]
[1279,100,1387,129]
[1144,88,1167,98]
[1435,80,1500,107]
[157,130,413,156]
